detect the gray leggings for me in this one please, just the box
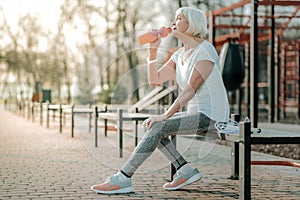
[121,112,212,177]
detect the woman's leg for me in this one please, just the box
[157,112,211,169]
[91,112,212,194]
[121,112,211,177]
[158,137,187,170]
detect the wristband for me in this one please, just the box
[147,57,157,64]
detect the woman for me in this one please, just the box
[91,7,229,194]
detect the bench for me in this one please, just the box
[216,115,300,200]
[45,104,93,137]
[26,102,41,122]
[95,108,149,157]
[46,104,62,129]
[94,86,177,156]
[46,104,71,133]
[62,104,94,137]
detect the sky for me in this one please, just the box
[0,0,62,33]
[0,0,81,52]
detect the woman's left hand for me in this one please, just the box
[143,114,167,129]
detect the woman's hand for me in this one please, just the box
[149,34,161,49]
[143,113,167,129]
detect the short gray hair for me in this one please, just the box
[176,7,207,38]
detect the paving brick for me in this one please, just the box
[0,108,300,200]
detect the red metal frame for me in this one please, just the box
[207,1,300,50]
[208,0,300,171]
[252,160,300,168]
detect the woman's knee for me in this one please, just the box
[145,122,165,136]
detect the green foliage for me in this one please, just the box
[96,88,113,104]
[96,84,128,104]
[111,85,128,104]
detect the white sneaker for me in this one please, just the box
[91,172,133,194]
[163,165,202,190]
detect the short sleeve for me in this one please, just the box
[192,44,217,64]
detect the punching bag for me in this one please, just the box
[219,42,245,91]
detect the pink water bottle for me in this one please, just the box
[138,27,172,45]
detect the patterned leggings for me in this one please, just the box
[121,112,212,177]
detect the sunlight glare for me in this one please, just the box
[0,0,62,32]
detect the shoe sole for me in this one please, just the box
[163,173,202,191]
[91,185,133,194]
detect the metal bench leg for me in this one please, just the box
[59,104,62,133]
[104,119,108,137]
[46,104,50,128]
[40,103,43,126]
[134,107,139,146]
[239,121,251,200]
[71,105,74,137]
[135,120,138,146]
[89,104,92,133]
[231,114,240,179]
[117,109,123,158]
[170,135,177,181]
[231,142,239,179]
[95,106,98,147]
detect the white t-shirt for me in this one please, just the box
[171,41,229,122]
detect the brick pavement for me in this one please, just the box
[0,107,299,200]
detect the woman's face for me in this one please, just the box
[172,12,189,33]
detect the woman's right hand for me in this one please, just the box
[149,34,161,49]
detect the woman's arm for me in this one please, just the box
[147,36,176,86]
[144,60,214,129]
[148,54,176,86]
[164,60,213,118]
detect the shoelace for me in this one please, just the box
[214,119,239,134]
[107,173,121,186]
[214,118,261,134]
